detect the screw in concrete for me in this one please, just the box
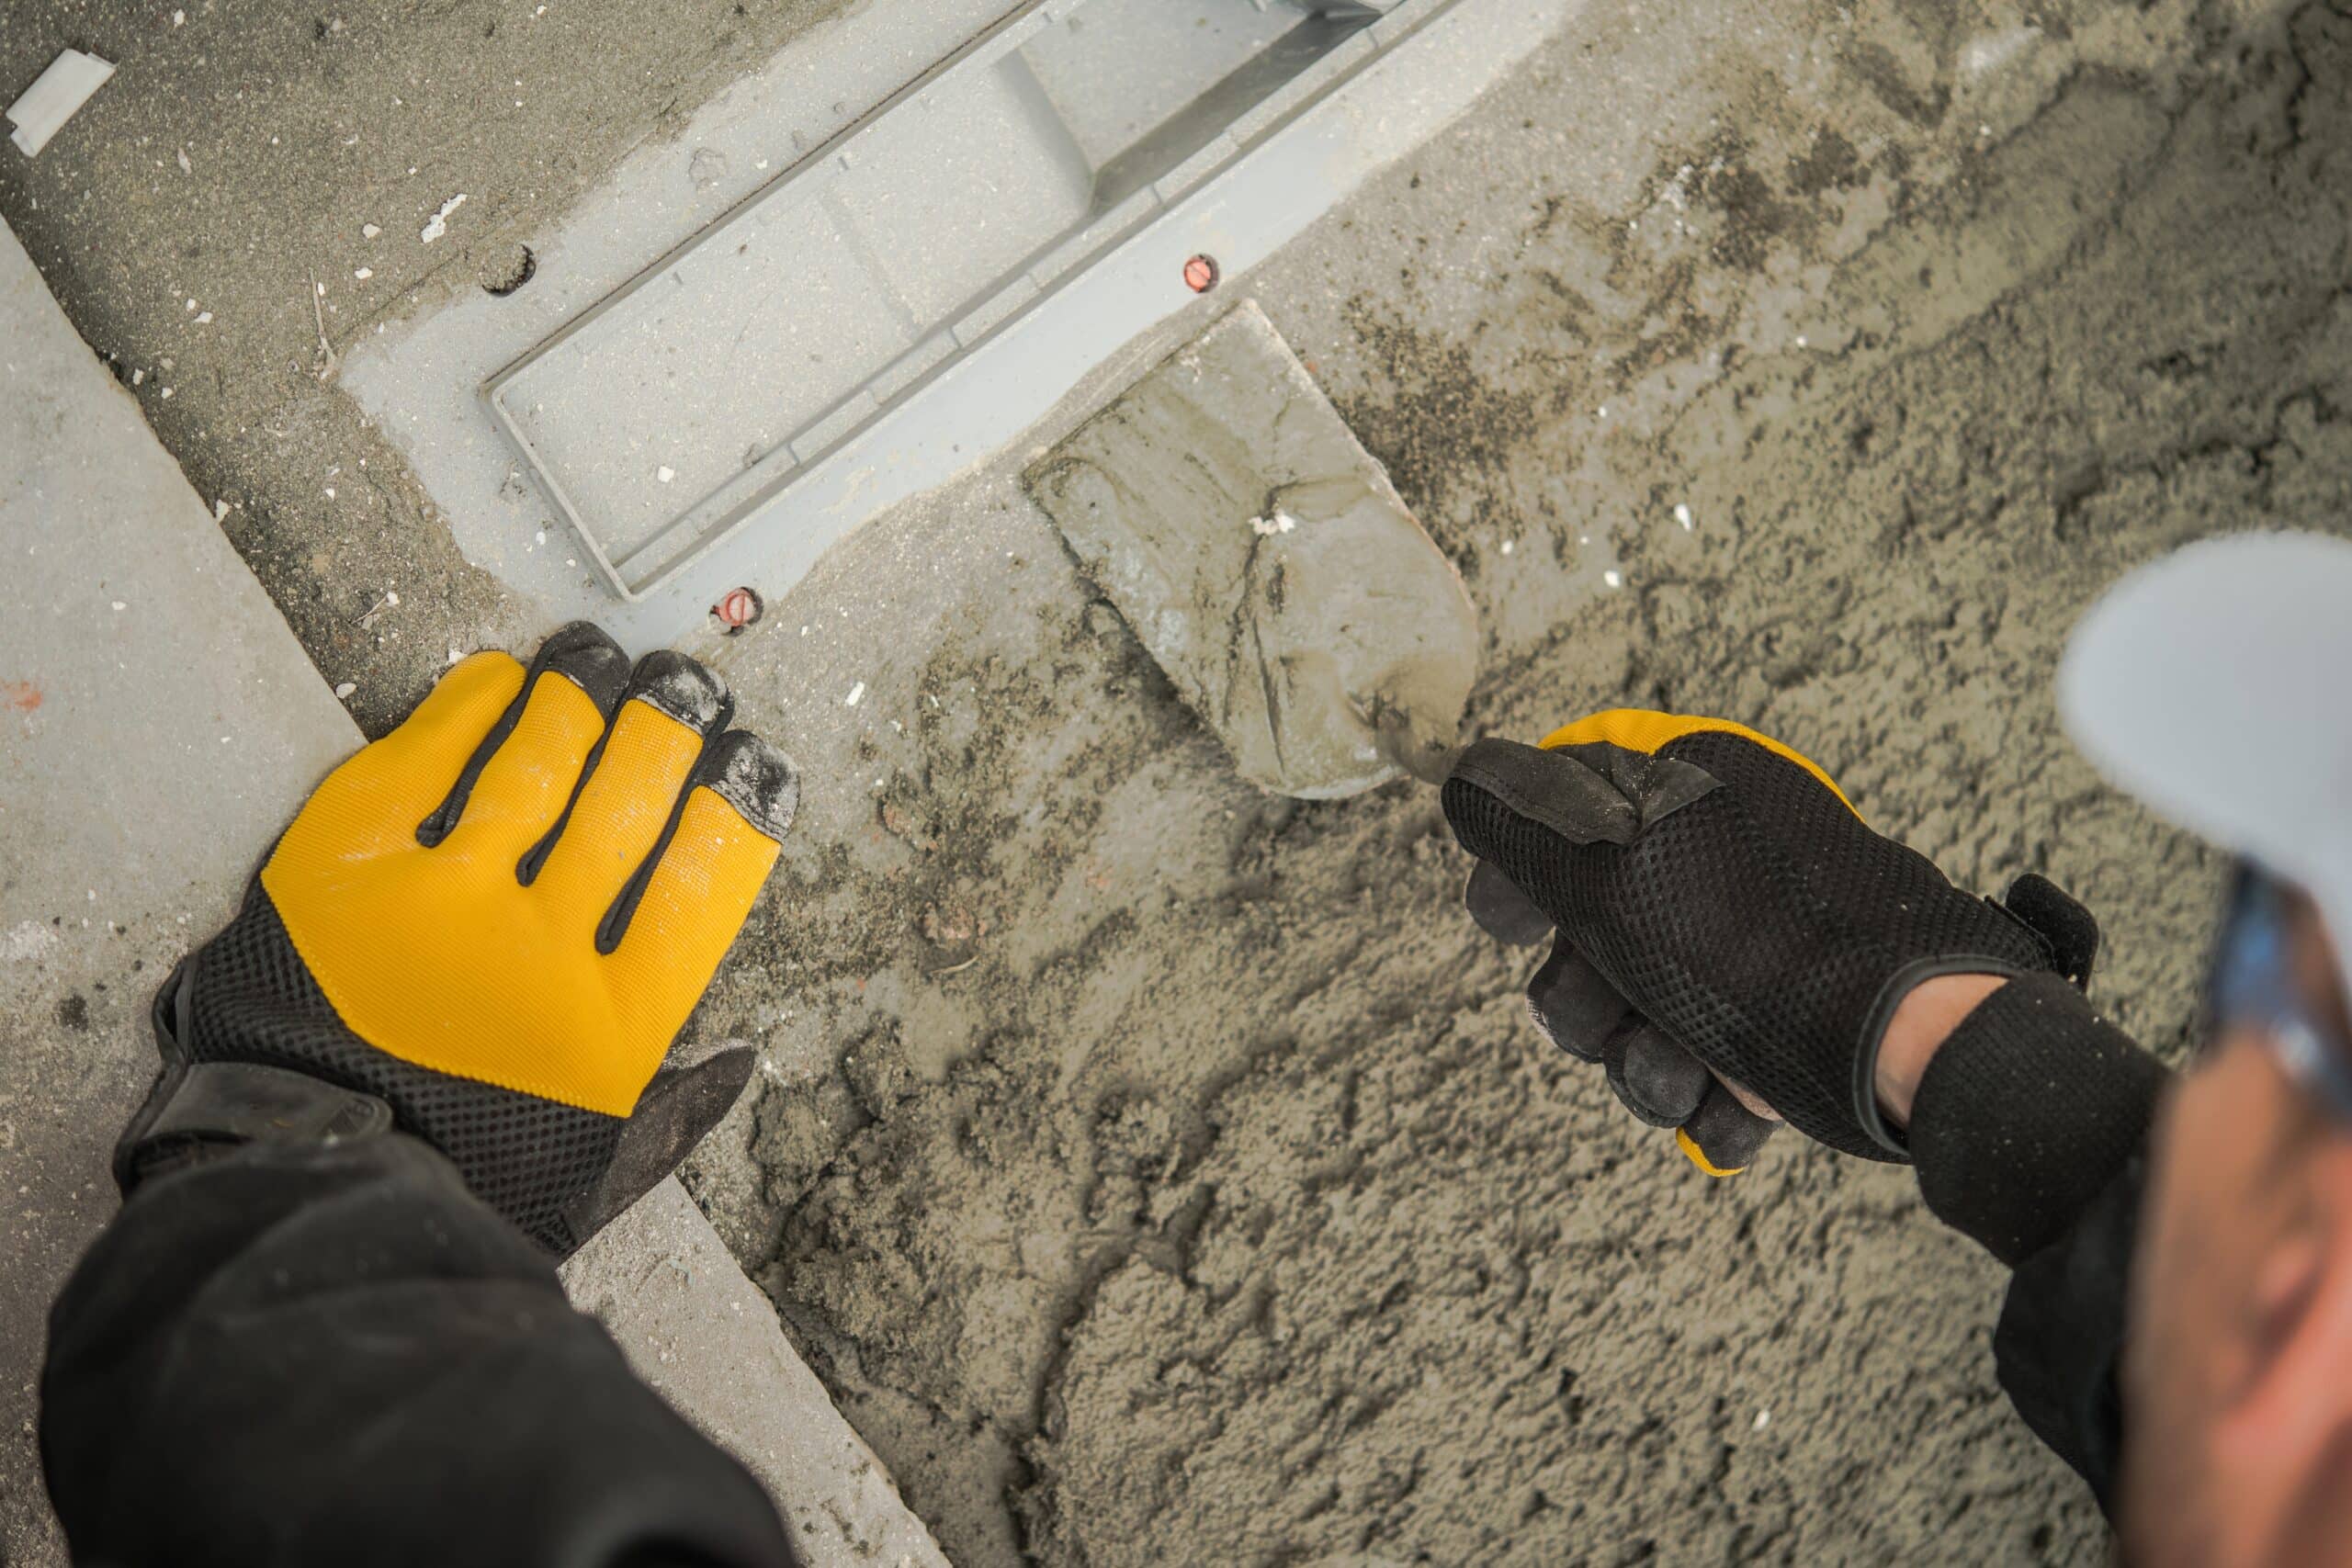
[1183,254,1220,293]
[712,585,763,635]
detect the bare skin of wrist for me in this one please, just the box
[1874,972,2009,1127]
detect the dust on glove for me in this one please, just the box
[1444,709,2094,1164]
[118,624,797,1256]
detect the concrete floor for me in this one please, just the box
[663,6,2352,1558]
[6,0,2352,1562]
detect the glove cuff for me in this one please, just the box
[1908,971,2172,1265]
[115,961,393,1193]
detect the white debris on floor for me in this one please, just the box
[419,193,468,243]
[7,51,115,159]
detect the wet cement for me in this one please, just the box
[8,0,2352,1562]
[673,3,2352,1562]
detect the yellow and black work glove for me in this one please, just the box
[1443,711,2098,1167]
[114,624,797,1258]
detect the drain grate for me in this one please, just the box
[483,0,1417,600]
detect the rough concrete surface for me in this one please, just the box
[678,5,2352,1562]
[1028,299,1479,798]
[6,0,2352,1564]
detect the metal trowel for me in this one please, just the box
[1026,299,1479,799]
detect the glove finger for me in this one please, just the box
[1464,860,1554,946]
[603,728,795,1024]
[418,623,632,855]
[1525,937,1632,1063]
[298,651,526,852]
[1675,1079,1779,1177]
[1443,737,1642,854]
[526,652,733,928]
[1601,1020,1711,1128]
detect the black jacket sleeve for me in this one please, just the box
[1904,971,2172,1509]
[40,1134,802,1568]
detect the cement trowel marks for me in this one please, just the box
[1028,300,1476,797]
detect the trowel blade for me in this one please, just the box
[1026,299,1479,800]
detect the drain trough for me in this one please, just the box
[345,0,1567,642]
[486,0,1428,601]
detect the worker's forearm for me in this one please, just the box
[1888,974,2166,1510]
[1874,972,2009,1125]
[41,1134,798,1568]
[1903,971,2171,1266]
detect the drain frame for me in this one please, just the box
[481,0,1444,602]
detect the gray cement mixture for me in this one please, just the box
[6,0,2352,1562]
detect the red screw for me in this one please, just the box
[713,585,763,635]
[1183,254,1219,293]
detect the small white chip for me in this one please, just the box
[6,50,116,159]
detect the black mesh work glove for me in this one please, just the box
[116,624,798,1258]
[1442,710,2097,1165]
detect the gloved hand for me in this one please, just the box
[1443,710,2098,1168]
[115,624,797,1257]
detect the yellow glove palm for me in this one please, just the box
[124,624,797,1256]
[266,643,782,1117]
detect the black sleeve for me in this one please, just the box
[1904,971,2171,1510]
[40,1134,802,1568]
